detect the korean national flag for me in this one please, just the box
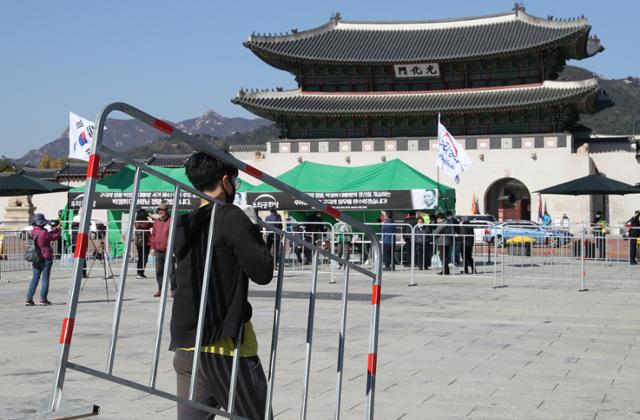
[69,112,95,161]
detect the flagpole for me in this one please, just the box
[437,113,440,210]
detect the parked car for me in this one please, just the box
[484,220,573,246]
[457,215,497,244]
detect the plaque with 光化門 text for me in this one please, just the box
[394,63,440,79]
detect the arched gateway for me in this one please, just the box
[485,178,531,221]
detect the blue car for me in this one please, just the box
[484,220,573,246]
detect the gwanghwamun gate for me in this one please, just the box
[231,5,639,224]
[4,5,640,225]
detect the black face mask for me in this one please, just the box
[224,179,236,204]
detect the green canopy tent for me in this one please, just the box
[245,159,455,223]
[67,165,252,256]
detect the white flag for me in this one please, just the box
[69,112,95,161]
[437,118,472,184]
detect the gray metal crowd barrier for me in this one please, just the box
[45,102,383,420]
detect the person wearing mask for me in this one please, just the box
[433,213,453,275]
[150,202,176,297]
[627,210,640,265]
[264,207,283,264]
[26,213,61,306]
[170,151,273,420]
[381,211,396,271]
[134,208,153,279]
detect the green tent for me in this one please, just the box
[68,165,253,256]
[246,159,455,217]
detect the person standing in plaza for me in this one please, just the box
[591,211,608,260]
[170,151,273,420]
[134,208,153,279]
[381,211,396,271]
[402,212,417,267]
[264,207,282,264]
[414,216,431,270]
[25,213,61,306]
[433,213,452,275]
[336,222,352,269]
[627,210,640,265]
[150,202,175,297]
[461,220,475,274]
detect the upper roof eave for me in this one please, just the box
[245,8,597,65]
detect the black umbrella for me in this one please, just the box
[0,173,70,196]
[534,174,640,196]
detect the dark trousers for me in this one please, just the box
[416,242,433,269]
[464,244,474,273]
[594,234,606,259]
[136,245,150,276]
[265,233,281,264]
[337,241,351,268]
[154,250,176,291]
[439,245,451,274]
[383,243,395,269]
[174,350,271,420]
[630,238,638,264]
[415,242,424,269]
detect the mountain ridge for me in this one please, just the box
[17,110,270,166]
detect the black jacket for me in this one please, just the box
[169,204,273,350]
[628,216,640,238]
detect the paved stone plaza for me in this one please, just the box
[1,263,639,419]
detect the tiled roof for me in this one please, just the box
[99,160,129,176]
[245,8,603,65]
[233,79,600,118]
[56,163,88,178]
[19,168,60,181]
[146,154,192,168]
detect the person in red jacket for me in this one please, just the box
[26,213,61,306]
[150,202,175,297]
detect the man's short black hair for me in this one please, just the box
[446,211,453,217]
[185,151,239,192]
[269,207,277,213]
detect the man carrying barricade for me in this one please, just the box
[170,151,274,420]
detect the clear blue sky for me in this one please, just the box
[1,0,637,159]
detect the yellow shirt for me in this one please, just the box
[178,321,258,357]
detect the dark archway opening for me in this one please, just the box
[485,178,531,221]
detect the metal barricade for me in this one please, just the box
[47,102,383,420]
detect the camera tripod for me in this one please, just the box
[80,236,117,303]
